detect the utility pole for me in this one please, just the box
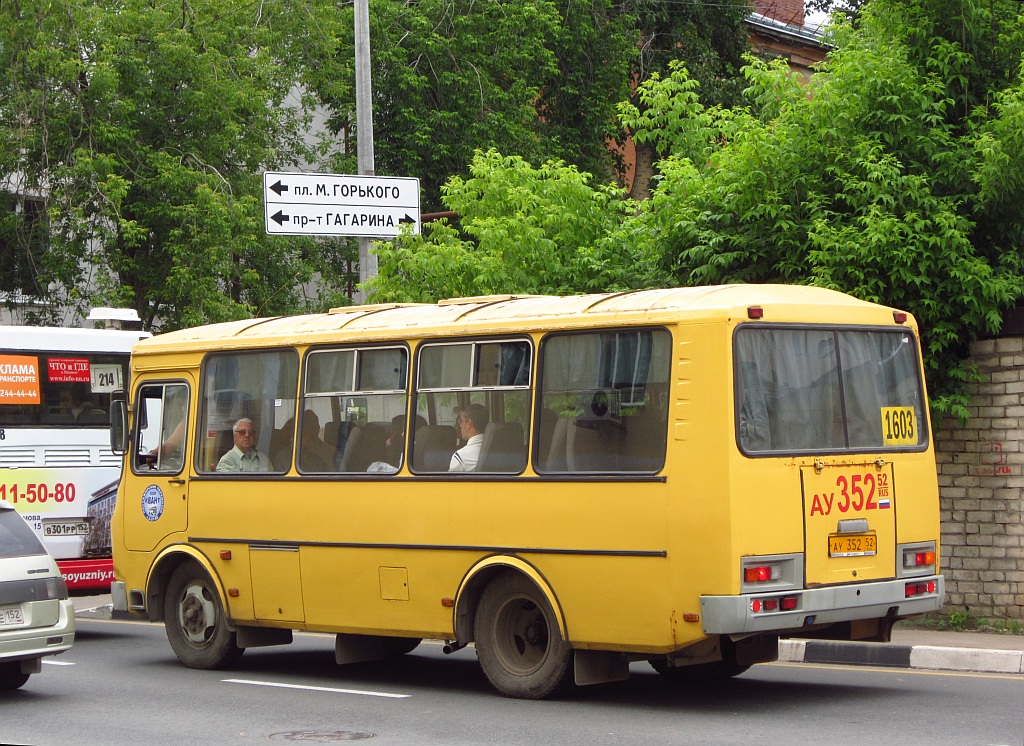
[354,0,376,303]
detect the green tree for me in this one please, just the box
[621,0,752,199]
[367,149,668,302]
[317,0,636,213]
[617,0,1024,414]
[0,0,346,329]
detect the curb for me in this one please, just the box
[779,639,1024,675]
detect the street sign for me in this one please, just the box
[263,172,421,238]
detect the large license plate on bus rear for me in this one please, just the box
[0,605,25,629]
[44,520,90,537]
[829,533,877,557]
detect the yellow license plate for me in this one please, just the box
[829,533,877,557]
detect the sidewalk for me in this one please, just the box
[780,627,1024,675]
[73,594,1023,675]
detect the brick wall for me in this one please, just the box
[752,0,806,26]
[933,336,1024,620]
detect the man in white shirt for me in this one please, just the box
[217,418,272,472]
[449,404,488,472]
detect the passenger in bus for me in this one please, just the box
[216,418,272,472]
[449,403,488,472]
[298,411,333,472]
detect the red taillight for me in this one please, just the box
[913,551,935,566]
[905,582,932,598]
[751,594,800,613]
[893,311,907,323]
[748,306,764,319]
[744,565,781,583]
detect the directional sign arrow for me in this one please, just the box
[269,180,288,196]
[271,210,290,226]
[399,214,416,225]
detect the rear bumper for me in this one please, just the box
[700,575,945,635]
[0,599,75,662]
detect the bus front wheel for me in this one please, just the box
[474,573,572,699]
[163,562,243,670]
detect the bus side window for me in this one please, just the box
[133,383,188,474]
[199,350,299,474]
[537,329,670,474]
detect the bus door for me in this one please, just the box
[801,460,897,585]
[123,380,192,552]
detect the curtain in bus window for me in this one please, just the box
[307,350,355,394]
[419,344,471,389]
[358,348,406,391]
[735,328,842,452]
[840,331,924,448]
[499,342,531,386]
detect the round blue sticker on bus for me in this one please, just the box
[141,485,165,522]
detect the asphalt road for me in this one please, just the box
[2,616,1023,746]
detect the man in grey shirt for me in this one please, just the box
[217,418,272,472]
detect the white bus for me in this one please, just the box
[1,321,149,591]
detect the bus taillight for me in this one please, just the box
[744,565,782,583]
[905,581,937,598]
[750,594,800,613]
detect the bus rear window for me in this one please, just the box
[735,326,927,454]
[0,352,128,427]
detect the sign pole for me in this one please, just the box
[354,0,376,302]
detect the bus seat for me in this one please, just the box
[477,422,526,473]
[340,422,388,472]
[535,408,557,470]
[76,409,109,425]
[40,412,75,425]
[620,405,667,471]
[269,421,295,471]
[541,417,570,472]
[412,425,457,472]
[568,420,621,472]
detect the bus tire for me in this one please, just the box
[0,662,31,690]
[474,573,572,699]
[163,562,243,670]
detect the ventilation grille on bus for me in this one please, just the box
[0,448,36,468]
[43,449,93,467]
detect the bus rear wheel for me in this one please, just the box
[163,562,243,670]
[474,573,572,700]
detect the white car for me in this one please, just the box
[0,501,75,690]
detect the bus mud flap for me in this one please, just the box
[574,649,630,686]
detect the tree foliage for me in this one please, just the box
[375,0,1024,414]
[317,0,637,212]
[0,0,347,329]
[367,149,667,301]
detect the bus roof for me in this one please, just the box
[1,325,151,353]
[132,285,912,356]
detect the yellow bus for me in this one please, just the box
[110,285,944,699]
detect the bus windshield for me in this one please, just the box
[0,350,128,427]
[735,326,928,454]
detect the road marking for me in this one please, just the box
[42,660,75,666]
[223,678,410,698]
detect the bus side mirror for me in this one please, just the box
[110,389,128,455]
